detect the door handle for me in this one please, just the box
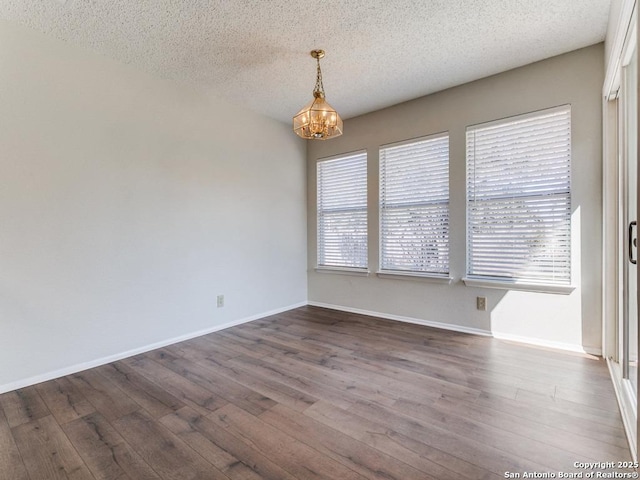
[629,221,637,265]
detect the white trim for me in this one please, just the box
[0,301,307,395]
[308,301,492,337]
[465,103,571,131]
[607,359,638,462]
[376,270,453,284]
[622,19,638,67]
[308,301,600,355]
[379,130,449,149]
[492,331,602,356]
[602,97,620,360]
[315,148,368,163]
[3,299,605,394]
[603,0,637,98]
[315,266,370,276]
[462,277,575,295]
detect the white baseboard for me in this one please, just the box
[307,301,601,356]
[307,301,492,337]
[3,299,600,394]
[0,301,307,395]
[492,331,602,356]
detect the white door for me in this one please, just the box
[616,36,639,443]
[623,44,638,400]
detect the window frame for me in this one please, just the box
[316,150,369,274]
[463,105,575,294]
[378,132,451,281]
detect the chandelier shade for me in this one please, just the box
[293,50,343,140]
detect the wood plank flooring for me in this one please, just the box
[0,306,633,479]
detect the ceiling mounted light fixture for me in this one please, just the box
[293,49,343,140]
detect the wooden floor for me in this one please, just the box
[0,306,633,480]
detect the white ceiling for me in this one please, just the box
[0,0,611,123]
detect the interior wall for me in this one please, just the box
[0,20,307,392]
[307,44,604,353]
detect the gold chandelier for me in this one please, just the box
[293,50,343,140]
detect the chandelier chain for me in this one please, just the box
[314,57,325,97]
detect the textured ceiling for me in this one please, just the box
[0,0,611,123]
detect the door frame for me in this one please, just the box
[603,0,638,461]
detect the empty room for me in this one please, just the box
[0,0,638,479]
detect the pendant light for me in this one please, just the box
[293,50,343,140]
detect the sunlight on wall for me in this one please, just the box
[490,206,590,353]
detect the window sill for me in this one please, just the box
[315,267,370,277]
[377,270,453,284]
[462,276,576,295]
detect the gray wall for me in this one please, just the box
[0,20,307,392]
[307,44,604,353]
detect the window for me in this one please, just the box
[379,133,449,276]
[317,151,368,270]
[466,105,572,287]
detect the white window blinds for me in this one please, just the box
[380,133,449,275]
[317,151,368,269]
[466,105,571,285]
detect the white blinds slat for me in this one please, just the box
[317,152,368,268]
[466,106,571,284]
[380,134,449,274]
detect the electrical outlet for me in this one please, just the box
[217,295,224,308]
[477,296,487,311]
